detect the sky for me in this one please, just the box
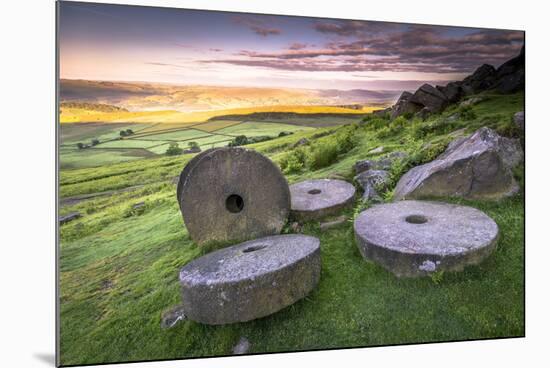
[58,1,524,91]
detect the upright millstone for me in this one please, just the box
[178,147,290,246]
[289,179,356,221]
[354,200,499,277]
[179,234,321,325]
[176,147,220,211]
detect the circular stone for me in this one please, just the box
[179,147,290,245]
[290,179,356,221]
[354,200,499,277]
[176,148,220,210]
[179,234,321,325]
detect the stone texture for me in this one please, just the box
[354,151,408,174]
[415,107,431,120]
[160,304,187,329]
[514,111,525,130]
[394,127,523,201]
[354,170,390,202]
[59,212,81,225]
[390,91,422,119]
[290,179,356,221]
[354,200,499,277]
[460,96,485,107]
[320,215,348,232]
[290,222,302,233]
[408,84,449,113]
[368,146,385,155]
[179,234,321,325]
[461,64,497,95]
[176,148,220,211]
[233,337,251,355]
[493,46,524,93]
[384,47,524,120]
[179,147,290,246]
[437,82,463,103]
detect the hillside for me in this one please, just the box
[60,79,400,112]
[58,86,524,364]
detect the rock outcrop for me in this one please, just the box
[354,151,408,175]
[354,170,390,202]
[461,64,497,95]
[493,46,525,93]
[390,91,421,119]
[394,127,523,201]
[386,46,524,120]
[408,84,449,114]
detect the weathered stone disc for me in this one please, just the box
[179,234,321,325]
[179,147,290,245]
[354,200,499,277]
[290,179,356,221]
[176,148,220,210]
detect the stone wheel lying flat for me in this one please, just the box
[179,147,290,246]
[179,234,321,325]
[354,200,499,277]
[290,179,356,221]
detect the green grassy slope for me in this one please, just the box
[58,91,525,365]
[60,120,315,169]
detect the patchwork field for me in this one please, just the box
[59,113,354,169]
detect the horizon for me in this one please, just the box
[59,2,524,91]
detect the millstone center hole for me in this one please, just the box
[226,194,244,213]
[405,214,428,224]
[308,189,322,195]
[242,244,267,253]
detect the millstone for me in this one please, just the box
[179,234,321,325]
[178,147,290,245]
[354,200,499,277]
[176,148,220,211]
[290,179,356,221]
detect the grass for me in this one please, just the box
[59,147,156,170]
[215,121,314,137]
[58,92,525,365]
[60,120,316,169]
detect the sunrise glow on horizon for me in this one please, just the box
[59,1,524,91]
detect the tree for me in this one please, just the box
[228,135,248,147]
[278,131,293,137]
[91,139,100,146]
[165,142,183,156]
[76,142,84,149]
[188,141,199,149]
[120,130,127,137]
[125,128,134,136]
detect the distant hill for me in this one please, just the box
[60,102,128,113]
[59,79,400,112]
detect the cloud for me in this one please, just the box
[314,20,400,36]
[250,26,281,37]
[145,62,185,68]
[209,27,523,75]
[233,15,282,37]
[288,43,308,50]
[209,48,224,52]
